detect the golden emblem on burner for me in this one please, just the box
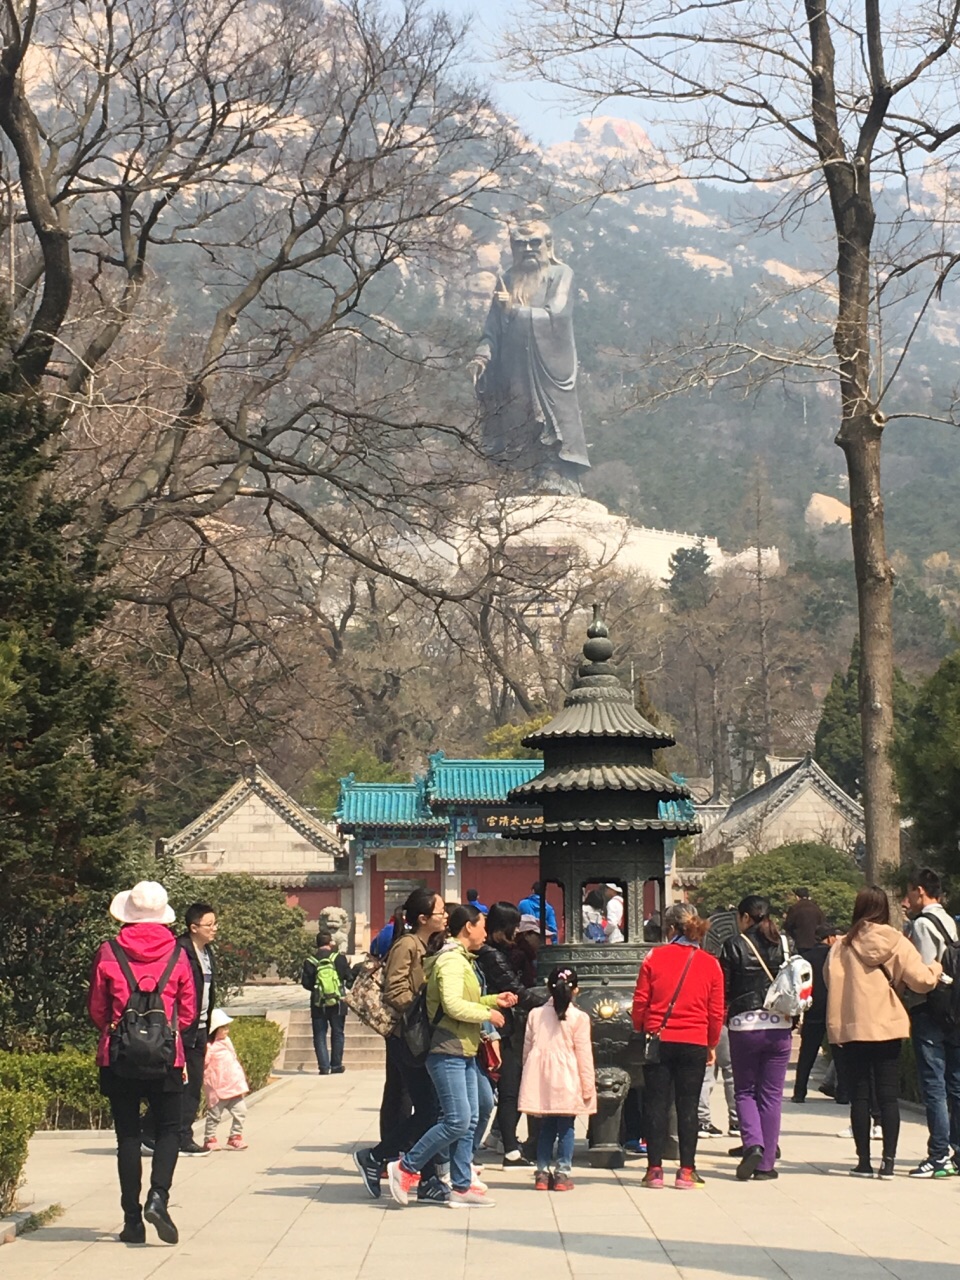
[596,999,620,1020]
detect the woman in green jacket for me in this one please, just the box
[387,904,517,1209]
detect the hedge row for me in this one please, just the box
[0,1016,285,1132]
[0,1089,45,1215]
[228,1017,285,1094]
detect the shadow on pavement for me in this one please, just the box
[465,1229,953,1276]
[13,1227,114,1244]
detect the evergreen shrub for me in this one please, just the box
[0,1088,44,1213]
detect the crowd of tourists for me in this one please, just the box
[87,865,960,1243]
[352,890,595,1206]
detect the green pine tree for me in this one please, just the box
[665,540,712,612]
[895,647,960,879]
[302,732,406,818]
[0,393,139,1048]
[815,639,915,801]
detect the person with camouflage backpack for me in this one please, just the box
[301,929,352,1074]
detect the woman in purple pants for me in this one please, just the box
[719,896,793,1182]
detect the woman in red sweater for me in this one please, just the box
[632,903,724,1189]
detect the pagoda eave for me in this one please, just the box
[502,818,701,837]
[510,764,691,798]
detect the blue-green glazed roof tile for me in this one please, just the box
[426,752,543,804]
[335,777,445,829]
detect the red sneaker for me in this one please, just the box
[202,1137,220,1153]
[226,1135,248,1151]
[552,1174,574,1192]
[675,1167,702,1190]
[535,1170,552,1191]
[386,1159,421,1206]
[642,1166,665,1189]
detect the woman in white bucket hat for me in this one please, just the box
[88,881,195,1245]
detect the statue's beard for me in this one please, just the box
[510,259,547,306]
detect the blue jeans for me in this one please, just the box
[911,1009,960,1161]
[537,1115,575,1174]
[311,1006,345,1072]
[475,1064,495,1154]
[405,1054,479,1192]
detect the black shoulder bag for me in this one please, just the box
[642,949,696,1065]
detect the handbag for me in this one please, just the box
[478,1035,502,1083]
[642,948,696,1064]
[342,957,400,1038]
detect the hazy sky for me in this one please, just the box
[437,0,601,146]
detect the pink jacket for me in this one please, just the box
[519,1002,597,1117]
[88,924,197,1068]
[204,1036,249,1106]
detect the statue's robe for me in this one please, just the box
[475,262,590,473]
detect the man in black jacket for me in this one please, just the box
[179,902,218,1153]
[784,888,826,952]
[792,922,839,1103]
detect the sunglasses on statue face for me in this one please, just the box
[512,237,543,250]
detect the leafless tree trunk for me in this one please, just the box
[506,0,960,878]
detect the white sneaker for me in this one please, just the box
[448,1187,496,1209]
[871,1124,882,1140]
[837,1125,853,1139]
[470,1167,488,1192]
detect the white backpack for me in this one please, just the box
[744,934,813,1018]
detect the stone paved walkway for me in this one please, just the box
[5,1070,960,1280]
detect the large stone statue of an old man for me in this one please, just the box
[470,219,590,495]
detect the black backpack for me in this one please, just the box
[108,940,183,1079]
[400,987,445,1063]
[921,915,960,1030]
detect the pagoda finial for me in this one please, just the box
[587,602,608,639]
[575,603,618,687]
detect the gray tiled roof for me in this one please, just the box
[512,763,688,796]
[523,686,675,745]
[164,765,341,860]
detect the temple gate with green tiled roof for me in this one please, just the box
[335,756,545,942]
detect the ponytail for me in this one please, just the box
[547,965,578,1021]
[737,894,780,944]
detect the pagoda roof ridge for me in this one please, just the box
[521,605,675,748]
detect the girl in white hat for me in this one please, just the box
[202,1009,250,1151]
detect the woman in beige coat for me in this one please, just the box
[825,886,942,1179]
[519,965,596,1191]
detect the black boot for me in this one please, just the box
[736,1145,764,1181]
[119,1214,146,1244]
[144,1189,178,1245]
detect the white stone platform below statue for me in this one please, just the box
[495,494,778,581]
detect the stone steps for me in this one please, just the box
[276,1007,386,1072]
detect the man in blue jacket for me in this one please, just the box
[517,882,557,943]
